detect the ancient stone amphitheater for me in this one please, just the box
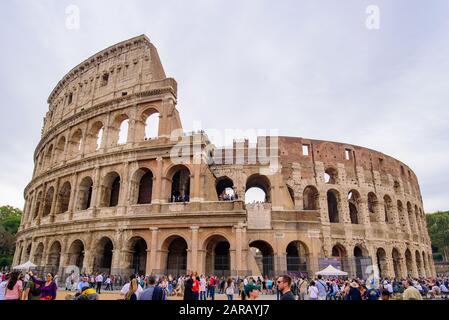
[14,35,435,279]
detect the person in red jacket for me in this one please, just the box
[191,275,200,300]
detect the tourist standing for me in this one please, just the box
[208,276,216,300]
[403,280,423,300]
[4,271,23,300]
[346,281,362,300]
[199,275,207,300]
[244,283,261,300]
[29,271,58,300]
[95,273,103,294]
[308,281,319,300]
[120,275,143,300]
[225,277,235,300]
[183,274,194,300]
[316,275,327,300]
[0,273,10,301]
[277,275,295,300]
[139,276,164,300]
[298,277,309,300]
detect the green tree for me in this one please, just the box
[427,211,449,261]
[0,205,22,268]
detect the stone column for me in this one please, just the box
[69,172,79,220]
[191,159,202,202]
[49,178,60,222]
[147,227,159,274]
[91,166,101,214]
[235,224,243,273]
[384,257,395,279]
[189,226,199,273]
[151,157,163,204]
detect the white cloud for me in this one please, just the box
[0,0,448,212]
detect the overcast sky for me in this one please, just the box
[0,0,448,212]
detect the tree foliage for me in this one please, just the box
[426,211,449,261]
[0,205,22,268]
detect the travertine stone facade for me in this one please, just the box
[14,35,435,279]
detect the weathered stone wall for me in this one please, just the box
[14,35,435,280]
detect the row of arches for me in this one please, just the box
[325,189,426,232]
[35,108,161,175]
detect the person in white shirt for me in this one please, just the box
[120,276,143,299]
[0,275,9,301]
[199,276,207,300]
[95,274,104,294]
[308,281,319,300]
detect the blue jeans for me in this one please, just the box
[193,292,199,300]
[208,286,215,300]
[227,294,233,300]
[200,291,207,300]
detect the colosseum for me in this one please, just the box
[14,35,435,280]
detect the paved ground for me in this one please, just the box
[57,290,277,300]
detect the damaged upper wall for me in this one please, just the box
[42,35,174,135]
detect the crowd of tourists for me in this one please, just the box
[1,269,449,300]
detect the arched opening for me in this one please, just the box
[68,240,85,270]
[249,240,274,277]
[109,114,129,146]
[405,249,413,277]
[45,145,54,168]
[55,136,66,163]
[348,190,361,224]
[407,202,417,233]
[34,191,43,219]
[286,241,309,273]
[47,241,61,272]
[43,187,55,217]
[327,189,340,223]
[353,246,368,279]
[86,121,104,152]
[77,177,93,210]
[204,235,231,276]
[100,172,121,207]
[392,248,403,279]
[368,192,379,222]
[324,167,338,184]
[169,166,190,202]
[25,244,32,262]
[414,205,422,234]
[331,244,349,272]
[118,119,129,145]
[383,195,393,224]
[376,248,388,278]
[56,182,71,214]
[68,129,83,158]
[303,186,319,210]
[394,181,401,195]
[143,109,160,140]
[129,237,148,275]
[33,243,44,266]
[93,237,113,273]
[164,237,188,276]
[130,168,154,204]
[397,201,408,233]
[415,250,423,277]
[245,174,271,204]
[216,177,236,201]
[422,251,428,277]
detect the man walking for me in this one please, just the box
[277,275,296,300]
[139,277,164,300]
[95,273,103,294]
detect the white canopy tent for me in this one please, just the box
[13,261,37,270]
[315,264,348,276]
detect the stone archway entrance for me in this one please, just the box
[93,237,113,273]
[204,235,231,276]
[249,240,275,277]
[286,241,309,273]
[163,237,188,276]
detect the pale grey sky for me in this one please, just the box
[0,0,448,212]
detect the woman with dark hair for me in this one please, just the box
[183,274,194,300]
[28,271,58,300]
[4,271,23,300]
